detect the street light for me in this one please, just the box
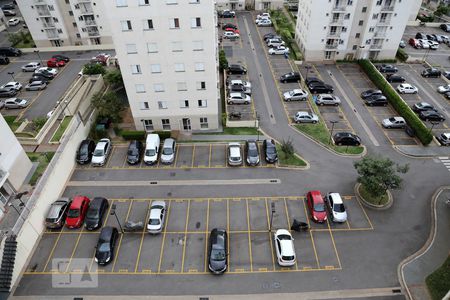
[34,50,43,65]
[269,202,276,233]
[7,71,15,81]
[110,204,124,233]
[329,120,339,145]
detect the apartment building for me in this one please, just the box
[295,0,421,61]
[215,0,283,11]
[17,0,112,47]
[105,0,220,132]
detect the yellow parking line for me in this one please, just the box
[265,198,276,271]
[245,199,253,272]
[208,144,212,168]
[134,201,150,273]
[283,198,298,270]
[302,198,320,269]
[204,199,210,273]
[356,197,374,230]
[180,199,191,273]
[112,200,134,272]
[326,218,342,269]
[42,227,64,272]
[173,144,180,167]
[157,200,172,273]
[191,145,196,168]
[65,228,84,272]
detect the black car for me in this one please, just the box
[333,132,361,146]
[263,33,280,41]
[412,102,436,113]
[445,92,450,100]
[95,226,119,265]
[263,139,278,163]
[1,3,15,10]
[76,139,96,164]
[220,10,235,18]
[0,56,9,65]
[365,95,388,106]
[440,24,450,32]
[305,77,323,86]
[421,68,441,78]
[85,197,109,230]
[415,32,426,39]
[222,23,237,30]
[34,69,55,79]
[208,228,228,274]
[0,47,22,57]
[419,110,445,122]
[377,64,398,73]
[127,140,143,165]
[280,72,300,83]
[29,75,50,84]
[426,34,434,41]
[0,88,17,97]
[52,55,70,62]
[360,89,382,99]
[386,74,406,83]
[227,64,247,75]
[308,83,333,94]
[245,140,260,166]
[3,10,15,16]
[436,133,450,146]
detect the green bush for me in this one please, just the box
[121,130,146,140]
[83,63,106,75]
[370,59,397,64]
[358,59,433,145]
[396,48,409,62]
[219,50,228,70]
[154,131,171,139]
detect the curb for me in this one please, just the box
[354,183,393,210]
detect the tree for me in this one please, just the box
[354,156,409,201]
[281,138,294,157]
[434,4,449,17]
[83,63,106,75]
[104,69,123,90]
[91,91,124,123]
[219,49,228,70]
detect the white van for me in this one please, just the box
[144,134,160,165]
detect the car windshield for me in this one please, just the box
[230,156,240,162]
[388,118,396,122]
[211,249,226,261]
[98,242,110,252]
[333,203,345,213]
[162,148,173,155]
[266,146,276,154]
[93,149,104,156]
[86,209,99,219]
[128,148,138,155]
[315,203,325,212]
[248,147,258,157]
[149,218,160,225]
[282,255,294,261]
[145,149,156,156]
[67,209,79,218]
[278,234,291,240]
[45,217,57,223]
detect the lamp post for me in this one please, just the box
[7,71,15,81]
[329,120,339,145]
[8,202,21,215]
[269,202,276,233]
[34,50,43,65]
[110,204,124,233]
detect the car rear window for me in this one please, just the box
[333,203,345,213]
[282,255,294,261]
[315,203,325,212]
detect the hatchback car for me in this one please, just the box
[412,102,436,113]
[268,46,289,55]
[309,83,334,94]
[256,19,272,26]
[397,83,418,94]
[378,64,398,73]
[29,74,52,83]
[266,38,285,48]
[228,142,242,166]
[161,138,176,164]
[220,9,235,18]
[208,228,228,274]
[365,95,388,106]
[245,140,260,166]
[386,74,406,83]
[1,81,22,91]
[8,18,19,26]
[409,38,421,48]
[35,67,58,76]
[306,190,327,223]
[95,226,119,265]
[45,198,71,229]
[222,23,237,30]
[263,139,278,163]
[147,201,167,234]
[280,72,300,83]
[294,111,319,123]
[283,89,308,101]
[263,33,280,41]
[305,77,323,86]
[127,140,143,165]
[0,88,17,97]
[33,69,55,79]
[85,197,109,230]
[223,31,239,39]
[360,89,382,99]
[4,98,28,109]
[228,92,251,105]
[21,62,41,72]
[333,132,361,146]
[227,64,247,75]
[382,117,406,129]
[421,68,441,78]
[315,94,340,105]
[419,110,445,122]
[224,27,240,34]
[52,54,70,62]
[91,138,112,167]
[76,139,96,165]
[437,84,450,93]
[25,81,47,91]
[47,57,65,68]
[274,229,296,266]
[228,79,252,90]
[440,23,450,32]
[66,195,90,229]
[326,193,347,223]
[437,133,450,146]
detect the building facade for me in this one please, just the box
[215,0,283,11]
[295,0,422,61]
[105,0,220,132]
[17,0,112,47]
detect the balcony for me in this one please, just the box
[332,5,346,12]
[330,18,344,25]
[381,5,395,11]
[374,31,386,38]
[327,30,341,37]
[42,22,55,28]
[84,19,96,26]
[377,18,391,26]
[370,44,383,50]
[37,9,51,16]
[325,44,338,49]
[45,30,59,39]
[80,7,93,14]
[87,30,100,37]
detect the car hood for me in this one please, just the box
[77,152,89,161]
[66,217,80,226]
[147,224,162,231]
[315,211,327,221]
[91,156,105,164]
[209,258,226,272]
[160,154,174,161]
[127,154,139,162]
[85,217,99,229]
[95,250,111,263]
[247,156,259,163]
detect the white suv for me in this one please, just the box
[227,143,242,166]
[274,229,296,267]
[326,193,347,223]
[91,138,111,167]
[147,201,166,234]
[228,92,251,105]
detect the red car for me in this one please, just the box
[306,190,327,223]
[47,58,65,68]
[409,38,420,49]
[225,27,240,35]
[66,196,90,228]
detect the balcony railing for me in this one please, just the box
[330,18,344,25]
[370,44,383,50]
[42,22,55,28]
[37,9,51,16]
[377,18,391,25]
[374,31,386,38]
[80,7,93,14]
[84,19,96,25]
[381,5,394,11]
[327,30,341,37]
[325,44,338,49]
[87,30,100,37]
[332,5,346,11]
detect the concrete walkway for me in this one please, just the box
[192,134,266,141]
[395,145,450,157]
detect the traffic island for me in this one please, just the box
[355,183,393,210]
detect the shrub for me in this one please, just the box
[154,131,171,139]
[121,130,146,140]
[219,50,228,70]
[83,63,106,75]
[396,48,409,62]
[31,117,47,133]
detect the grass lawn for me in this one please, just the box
[276,145,307,167]
[4,115,22,132]
[358,185,389,206]
[51,116,72,142]
[295,123,364,155]
[426,256,450,300]
[27,152,55,186]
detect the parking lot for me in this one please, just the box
[25,195,373,276]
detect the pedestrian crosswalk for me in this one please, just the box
[438,157,450,172]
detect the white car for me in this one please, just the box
[268,46,289,55]
[35,67,58,75]
[223,31,240,39]
[294,111,319,124]
[228,92,251,105]
[326,193,347,223]
[418,39,430,49]
[256,19,272,27]
[8,18,19,26]
[147,201,166,234]
[1,81,22,91]
[228,142,242,166]
[267,39,285,48]
[4,98,28,109]
[315,94,341,106]
[437,84,450,93]
[274,229,296,267]
[255,15,270,23]
[228,79,251,89]
[21,62,41,72]
[427,40,439,50]
[283,89,308,101]
[91,138,111,167]
[256,13,270,20]
[397,83,418,94]
[382,117,406,129]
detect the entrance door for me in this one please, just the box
[182,118,191,131]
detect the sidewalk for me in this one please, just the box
[192,134,267,141]
[394,145,450,157]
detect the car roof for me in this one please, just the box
[309,190,323,203]
[71,196,88,208]
[90,197,106,208]
[99,226,115,240]
[230,92,245,97]
[442,133,450,138]
[329,193,343,204]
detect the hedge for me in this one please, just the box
[121,130,171,140]
[358,59,433,145]
[396,48,409,62]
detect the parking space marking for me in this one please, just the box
[111,200,133,272]
[326,218,342,269]
[283,198,298,270]
[264,198,276,271]
[302,198,320,269]
[134,201,150,273]
[42,228,63,272]
[105,147,117,168]
[204,199,210,273]
[245,199,253,272]
[180,199,191,273]
[157,200,172,273]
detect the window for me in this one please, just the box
[143,119,153,131]
[135,84,145,93]
[143,19,153,30]
[177,82,187,91]
[73,22,77,27]
[166,0,177,4]
[131,64,141,74]
[191,17,201,28]
[147,42,158,53]
[53,17,59,23]
[48,5,54,10]
[365,39,371,45]
[57,29,63,33]
[140,102,149,110]
[69,11,73,16]
[369,27,374,32]
[347,0,353,4]
[198,99,207,107]
[376,0,382,4]
[195,63,205,71]
[362,6,367,12]
[373,13,378,19]
[151,64,161,73]
[162,119,171,130]
[170,18,180,29]
[344,13,350,20]
[358,20,363,26]
[352,45,357,50]
[158,101,168,109]
[341,27,347,32]
[200,117,208,129]
[153,83,164,92]
[121,20,132,31]
[196,81,206,90]
[180,100,189,108]
[189,0,200,3]
[76,33,81,38]
[355,33,360,38]
[175,63,185,72]
[116,0,127,7]
[325,51,332,60]
[126,44,137,54]
[193,40,203,51]
[171,41,182,52]
[138,0,149,5]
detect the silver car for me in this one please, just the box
[228,142,242,166]
[4,98,28,109]
[147,201,167,234]
[382,117,406,129]
[228,92,251,105]
[25,81,47,91]
[315,94,341,106]
[160,138,176,164]
[21,62,41,72]
[45,198,71,229]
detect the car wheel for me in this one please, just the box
[414,91,418,94]
[312,120,317,124]
[228,101,234,105]
[319,102,324,106]
[356,142,361,146]
[334,103,339,106]
[337,142,342,146]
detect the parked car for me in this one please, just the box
[274,229,296,266]
[283,89,308,101]
[333,132,361,146]
[431,34,443,43]
[294,111,319,123]
[25,81,47,91]
[418,39,430,49]
[377,64,398,73]
[227,64,247,75]
[0,56,9,65]
[0,88,17,98]
[309,83,334,94]
[436,133,450,146]
[95,226,119,265]
[256,12,270,19]
[228,142,242,166]
[245,140,260,166]
[47,57,66,68]
[305,77,323,86]
[365,95,388,106]
[3,98,28,108]
[7,18,19,26]
[419,110,445,122]
[35,67,58,76]
[386,74,406,83]
[219,9,235,18]
[228,79,251,94]
[32,69,54,79]
[160,138,176,164]
[326,193,347,223]
[409,38,421,48]
[208,228,228,274]
[280,72,300,83]
[268,45,289,55]
[91,138,112,167]
[21,62,41,72]
[397,83,418,94]
[427,40,439,50]
[224,27,240,34]
[45,198,71,229]
[415,32,426,39]
[228,92,251,105]
[76,139,96,165]
[147,201,167,234]
[256,19,272,26]
[421,68,441,78]
[382,117,406,129]
[1,3,15,10]
[263,33,280,41]
[315,94,340,105]
[91,53,110,65]
[52,54,70,62]
[223,31,240,39]
[399,40,406,48]
[306,190,327,223]
[127,140,143,165]
[266,38,285,48]
[412,102,436,113]
[437,84,450,93]
[0,100,4,110]
[2,10,15,16]
[222,23,237,30]
[361,89,382,99]
[228,79,251,89]
[29,75,50,84]
[65,195,90,229]
[2,82,22,91]
[262,139,278,163]
[0,47,22,57]
[440,23,450,32]
[85,197,109,230]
